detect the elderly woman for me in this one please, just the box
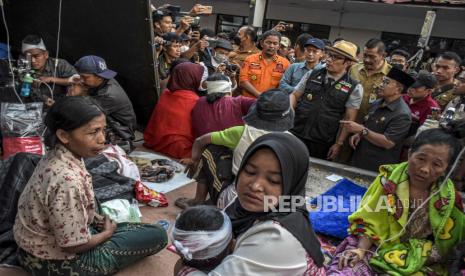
[144,62,204,159]
[178,133,326,275]
[328,122,465,275]
[14,97,167,275]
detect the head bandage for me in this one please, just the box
[206,80,232,94]
[171,211,232,261]
[22,39,47,53]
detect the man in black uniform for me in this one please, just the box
[21,35,77,103]
[341,66,414,172]
[290,40,363,160]
[75,55,137,147]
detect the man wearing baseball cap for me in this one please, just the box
[403,70,440,129]
[342,66,414,172]
[290,40,363,161]
[279,38,325,94]
[74,55,136,146]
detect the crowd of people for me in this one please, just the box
[6,3,465,276]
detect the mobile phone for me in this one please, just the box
[197,5,213,15]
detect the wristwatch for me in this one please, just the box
[361,127,369,137]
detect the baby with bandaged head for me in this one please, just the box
[172,205,234,275]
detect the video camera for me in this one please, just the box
[224,62,239,72]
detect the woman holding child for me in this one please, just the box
[175,133,326,275]
[328,122,465,275]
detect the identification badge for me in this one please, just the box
[250,62,261,69]
[273,63,284,73]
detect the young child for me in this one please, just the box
[172,205,233,276]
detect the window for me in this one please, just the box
[263,20,331,46]
[382,32,465,60]
[216,14,248,34]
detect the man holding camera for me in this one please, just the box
[239,30,290,98]
[202,39,234,75]
[21,35,77,104]
[157,32,182,91]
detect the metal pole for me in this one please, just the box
[248,0,256,27]
[250,0,267,34]
[410,10,436,71]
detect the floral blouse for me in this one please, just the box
[13,144,95,260]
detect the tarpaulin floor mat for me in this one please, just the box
[309,178,367,239]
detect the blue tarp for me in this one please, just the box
[309,178,368,239]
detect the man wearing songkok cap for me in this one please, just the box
[290,40,363,161]
[21,34,77,103]
[342,66,414,172]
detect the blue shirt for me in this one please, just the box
[279,62,324,94]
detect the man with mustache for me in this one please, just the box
[239,30,290,98]
[350,38,392,123]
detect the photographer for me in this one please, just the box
[203,39,234,75]
[152,9,175,37]
[157,32,182,92]
[198,39,238,91]
[21,35,77,104]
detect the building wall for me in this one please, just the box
[329,27,381,48]
[151,0,465,42]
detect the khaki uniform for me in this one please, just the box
[349,61,392,123]
[229,46,260,67]
[432,79,460,110]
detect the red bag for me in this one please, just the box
[1,102,44,159]
[134,181,168,207]
[3,136,43,159]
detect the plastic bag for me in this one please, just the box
[102,144,140,181]
[101,198,141,223]
[135,181,168,207]
[1,102,44,159]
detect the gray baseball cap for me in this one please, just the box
[411,70,437,89]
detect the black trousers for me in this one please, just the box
[295,135,331,160]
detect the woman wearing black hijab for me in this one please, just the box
[189,133,325,275]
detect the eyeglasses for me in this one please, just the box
[327,53,345,61]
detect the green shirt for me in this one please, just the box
[210,126,245,150]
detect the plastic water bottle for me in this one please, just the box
[20,73,33,97]
[440,107,455,125]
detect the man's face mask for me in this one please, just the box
[215,53,228,63]
[180,45,190,53]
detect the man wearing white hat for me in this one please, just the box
[21,35,77,102]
